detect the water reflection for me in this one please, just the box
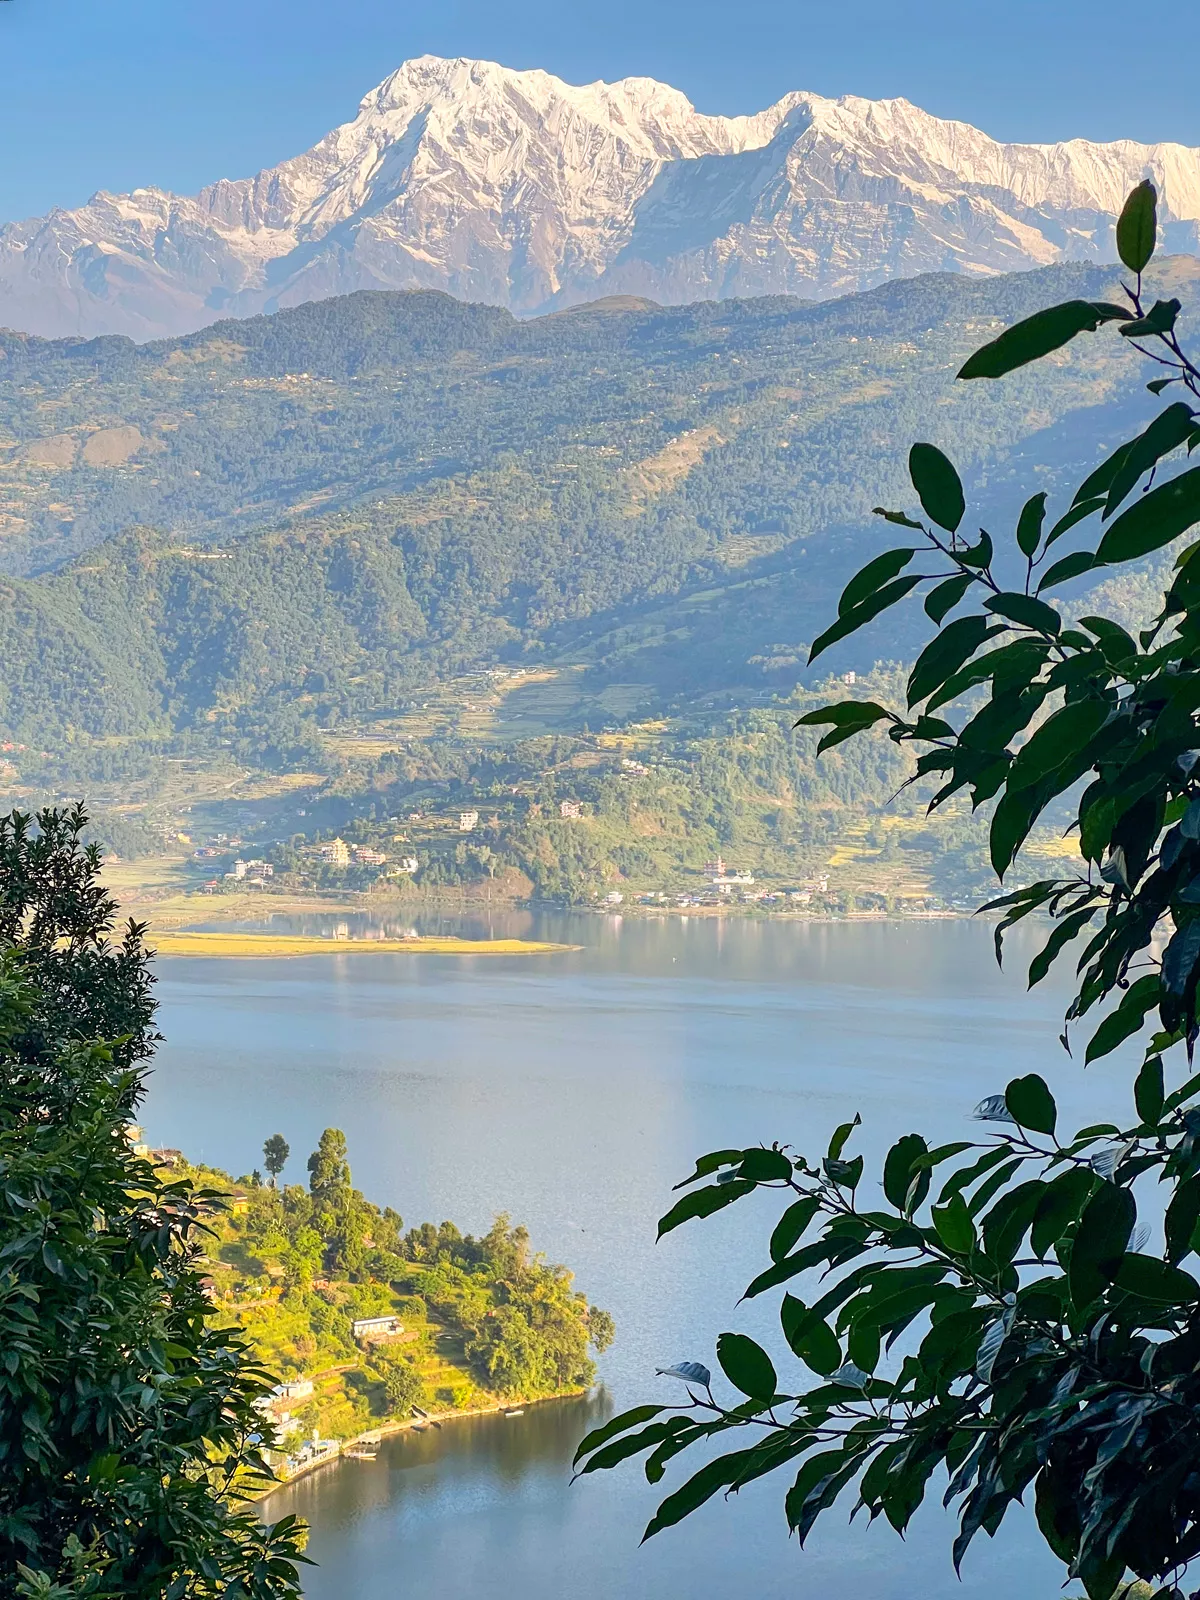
[145,915,1120,1599]
[266,1393,611,1529]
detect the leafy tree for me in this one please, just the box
[0,805,307,1598]
[307,1128,350,1205]
[375,1353,423,1415]
[589,1308,617,1354]
[263,1134,290,1187]
[578,184,1200,1599]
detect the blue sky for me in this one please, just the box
[4,0,1200,224]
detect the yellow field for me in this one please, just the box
[148,931,577,958]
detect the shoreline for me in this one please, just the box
[254,1389,587,1502]
[148,931,579,958]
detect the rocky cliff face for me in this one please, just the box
[4,55,1199,340]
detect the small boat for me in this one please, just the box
[411,1421,427,1432]
[503,1408,525,1418]
[345,1447,377,1461]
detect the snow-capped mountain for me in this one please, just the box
[5,55,1200,341]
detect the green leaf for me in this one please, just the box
[716,1331,777,1398]
[738,1147,793,1182]
[955,529,993,570]
[643,1448,759,1540]
[1037,549,1097,592]
[1103,402,1197,519]
[781,1294,842,1375]
[1004,1073,1057,1135]
[1035,1462,1081,1566]
[924,572,973,623]
[824,1155,864,1190]
[1120,297,1180,339]
[1068,1180,1135,1305]
[785,1449,862,1543]
[794,701,893,754]
[1027,906,1097,989]
[984,591,1061,634]
[827,1115,861,1161]
[1076,440,1137,505]
[907,615,998,708]
[657,1178,756,1238]
[1006,698,1112,793]
[989,785,1045,879]
[1085,974,1161,1064]
[673,1150,744,1189]
[919,1306,989,1384]
[1165,1175,1200,1263]
[1016,492,1047,557]
[1134,1055,1165,1125]
[909,443,965,533]
[1094,464,1200,565]
[839,549,917,615]
[1076,614,1137,663]
[1031,1168,1095,1260]
[574,1421,679,1475]
[1045,494,1105,547]
[1112,1253,1199,1304]
[770,1197,821,1263]
[980,1179,1046,1266]
[931,1194,976,1254]
[872,506,925,530]
[958,300,1127,381]
[1164,920,1200,998]
[742,1247,833,1299]
[808,576,922,663]
[883,1133,930,1211]
[574,1406,667,1466]
[1115,179,1157,274]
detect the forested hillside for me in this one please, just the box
[0,263,1191,898]
[1,261,1192,759]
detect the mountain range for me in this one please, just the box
[5,54,1200,341]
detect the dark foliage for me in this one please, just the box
[0,805,306,1599]
[578,184,1200,1600]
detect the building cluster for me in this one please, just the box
[704,856,755,894]
[224,857,275,885]
[631,869,837,912]
[308,837,419,876]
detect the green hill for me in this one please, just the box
[0,265,1190,896]
[1,263,1192,768]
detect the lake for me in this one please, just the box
[145,912,1128,1599]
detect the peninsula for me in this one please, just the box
[156,1131,613,1478]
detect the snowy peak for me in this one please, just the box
[3,56,1200,340]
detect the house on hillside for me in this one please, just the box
[458,811,479,832]
[559,800,582,819]
[318,838,350,866]
[274,1378,314,1402]
[351,1315,405,1345]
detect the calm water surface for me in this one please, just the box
[145,914,1128,1599]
